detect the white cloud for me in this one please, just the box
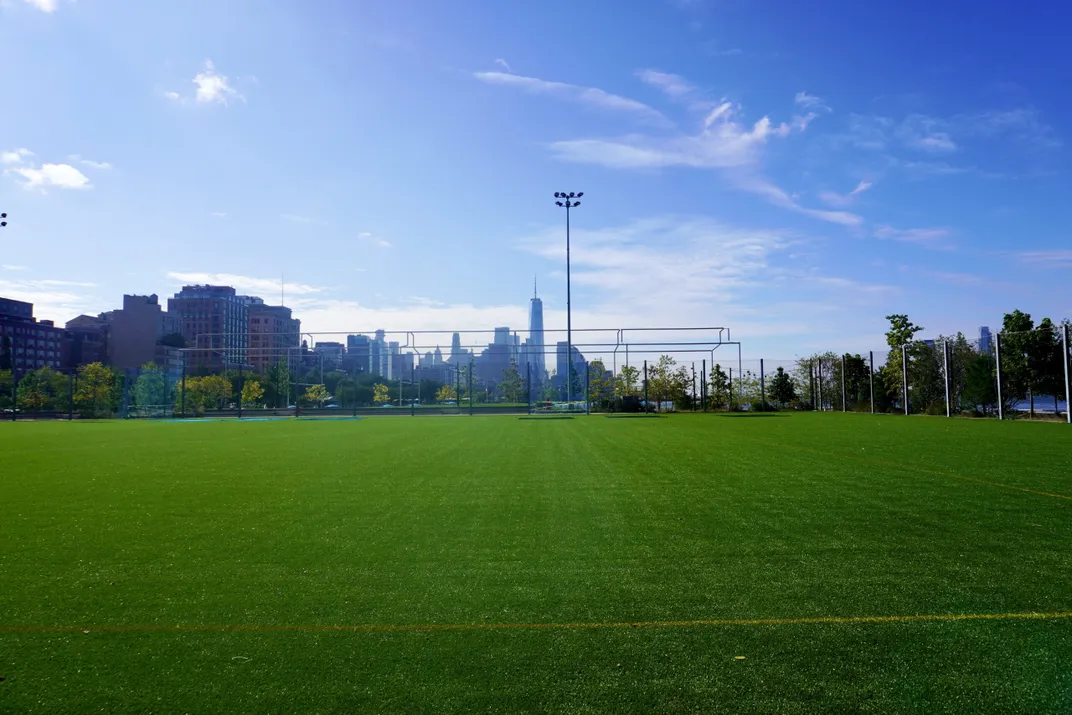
[280,213,312,223]
[473,71,666,123]
[11,163,91,190]
[817,180,873,207]
[67,154,112,170]
[1,148,33,165]
[166,272,323,296]
[795,91,826,110]
[874,225,953,248]
[635,69,696,99]
[210,211,227,218]
[164,91,182,102]
[493,58,511,72]
[22,0,58,12]
[739,178,864,226]
[193,60,242,104]
[0,277,95,324]
[2,265,28,271]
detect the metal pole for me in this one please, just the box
[68,370,74,420]
[643,360,648,410]
[1063,324,1071,424]
[565,205,572,408]
[729,367,734,409]
[181,355,187,418]
[701,359,706,412]
[817,360,823,411]
[995,334,1004,420]
[411,362,415,417]
[760,359,766,411]
[585,360,590,415]
[869,351,875,414]
[468,360,473,416]
[692,363,697,412]
[527,362,532,415]
[810,364,815,410]
[902,344,910,416]
[943,340,951,418]
[841,354,847,412]
[237,368,243,419]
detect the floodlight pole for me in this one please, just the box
[841,354,847,412]
[643,359,649,410]
[760,359,766,411]
[554,191,582,407]
[902,344,910,416]
[943,340,951,418]
[869,351,875,414]
[995,333,1004,420]
[585,360,590,415]
[1064,324,1071,424]
[817,360,823,412]
[701,359,707,412]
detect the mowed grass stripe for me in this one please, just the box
[4,609,1072,633]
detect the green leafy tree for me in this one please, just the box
[962,352,998,416]
[263,360,291,408]
[614,365,640,398]
[200,375,233,410]
[134,363,171,415]
[16,367,65,411]
[373,382,390,404]
[241,379,265,407]
[769,367,796,407]
[304,383,329,407]
[0,369,13,411]
[882,315,925,411]
[708,363,730,409]
[500,364,522,403]
[436,384,457,402]
[75,362,118,418]
[587,360,613,410]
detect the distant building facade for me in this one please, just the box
[168,285,249,372]
[979,326,993,354]
[248,302,300,373]
[107,294,182,374]
[0,297,64,374]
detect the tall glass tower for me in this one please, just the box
[528,278,545,383]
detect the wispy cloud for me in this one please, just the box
[358,231,392,248]
[1,148,33,165]
[1014,250,1072,266]
[493,58,511,73]
[2,265,28,271]
[794,91,827,111]
[874,225,953,249]
[67,154,113,170]
[280,213,312,224]
[635,69,696,99]
[473,71,666,123]
[739,178,864,226]
[0,277,95,323]
[818,180,873,207]
[22,0,58,12]
[166,272,323,296]
[9,163,91,191]
[210,211,227,218]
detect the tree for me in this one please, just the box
[263,360,291,408]
[16,367,65,411]
[134,363,172,416]
[614,365,640,398]
[500,364,522,403]
[304,383,329,407]
[962,352,998,416]
[436,384,457,403]
[200,375,233,410]
[75,363,118,418]
[373,382,390,404]
[587,360,613,410]
[241,379,265,407]
[769,367,796,407]
[883,314,924,411]
[0,369,12,411]
[0,336,11,371]
[708,364,730,408]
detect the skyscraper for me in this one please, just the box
[450,332,462,363]
[528,279,545,383]
[979,326,993,354]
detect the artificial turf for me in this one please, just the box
[1,413,1070,713]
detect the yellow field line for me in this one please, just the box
[2,611,1071,634]
[747,438,1072,501]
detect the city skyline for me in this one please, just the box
[2,0,1071,358]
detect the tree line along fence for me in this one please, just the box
[2,325,1068,422]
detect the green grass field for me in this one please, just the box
[2,413,1071,713]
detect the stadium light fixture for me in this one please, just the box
[554,191,583,407]
[0,212,7,228]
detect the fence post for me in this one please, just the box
[729,367,734,410]
[995,333,1004,421]
[527,362,532,415]
[237,370,243,419]
[468,360,473,417]
[869,351,875,414]
[701,359,707,412]
[943,340,951,418]
[1062,323,1071,424]
[411,363,416,417]
[902,344,910,416]
[817,360,823,412]
[841,354,847,412]
[585,361,590,415]
[759,359,766,411]
[180,354,186,418]
[68,370,74,420]
[643,360,649,411]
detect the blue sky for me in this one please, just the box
[1,0,1070,359]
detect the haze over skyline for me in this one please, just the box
[2,0,1069,358]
